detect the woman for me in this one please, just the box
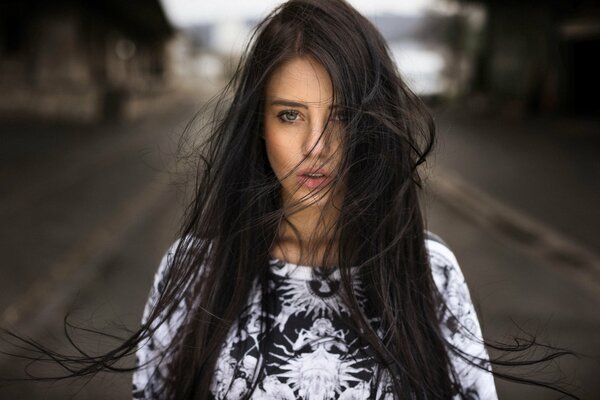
[2,0,577,399]
[130,0,559,398]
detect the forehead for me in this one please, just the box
[264,56,334,107]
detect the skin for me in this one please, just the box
[262,56,345,266]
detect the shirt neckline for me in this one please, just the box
[268,257,358,280]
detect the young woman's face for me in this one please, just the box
[263,56,345,210]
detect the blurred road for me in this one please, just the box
[0,91,203,398]
[427,106,600,400]
[0,96,598,399]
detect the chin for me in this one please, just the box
[282,188,326,209]
[297,190,333,209]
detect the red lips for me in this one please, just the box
[297,168,331,189]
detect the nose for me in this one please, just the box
[302,119,332,157]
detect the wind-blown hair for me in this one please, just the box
[1,0,579,399]
[160,0,454,396]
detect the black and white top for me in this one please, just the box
[133,234,498,399]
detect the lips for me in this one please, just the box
[297,168,331,189]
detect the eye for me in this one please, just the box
[331,112,347,122]
[277,110,301,123]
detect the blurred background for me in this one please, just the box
[0,0,598,398]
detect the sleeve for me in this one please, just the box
[426,237,498,400]
[132,238,188,399]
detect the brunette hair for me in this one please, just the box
[1,0,578,399]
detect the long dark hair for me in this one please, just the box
[160,1,456,396]
[1,0,579,399]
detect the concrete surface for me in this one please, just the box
[0,97,597,399]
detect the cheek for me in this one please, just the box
[265,137,290,177]
[263,128,290,178]
[264,121,302,166]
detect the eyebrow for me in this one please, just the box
[269,98,340,109]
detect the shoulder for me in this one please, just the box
[153,238,183,285]
[133,235,207,398]
[425,230,455,265]
[151,235,209,288]
[156,235,206,269]
[424,231,476,327]
[424,230,449,247]
[424,230,464,292]
[424,230,479,340]
[424,232,498,399]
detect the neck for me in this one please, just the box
[272,201,340,267]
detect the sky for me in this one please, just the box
[160,0,442,27]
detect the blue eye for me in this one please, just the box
[277,110,300,123]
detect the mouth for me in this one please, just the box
[297,168,331,189]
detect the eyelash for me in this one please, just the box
[277,110,300,124]
[276,110,346,124]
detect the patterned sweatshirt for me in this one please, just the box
[132,234,498,399]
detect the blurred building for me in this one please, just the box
[181,19,253,80]
[0,0,174,122]
[369,15,448,99]
[180,14,449,98]
[454,0,600,116]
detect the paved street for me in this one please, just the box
[426,106,600,400]
[0,96,598,399]
[0,91,203,398]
